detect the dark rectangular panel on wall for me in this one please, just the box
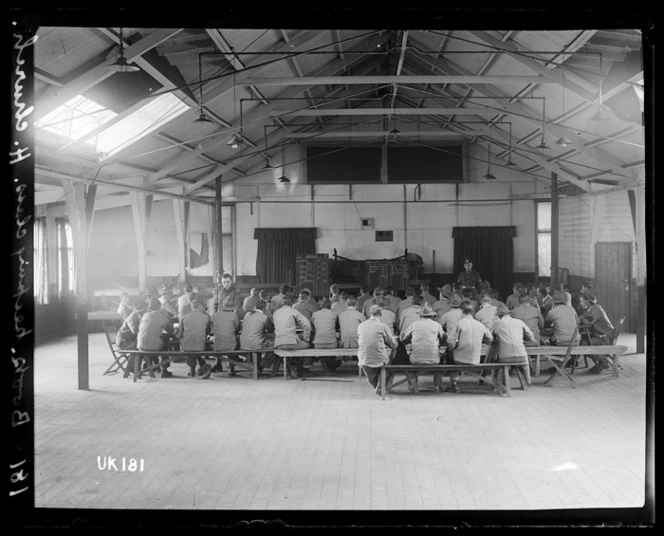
[387,144,464,183]
[306,146,382,183]
[365,260,409,291]
[296,254,330,298]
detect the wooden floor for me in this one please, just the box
[33,330,651,522]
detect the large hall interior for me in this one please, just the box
[11,8,654,528]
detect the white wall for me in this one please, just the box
[233,180,539,277]
[558,189,637,280]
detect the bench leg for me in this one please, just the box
[133,353,141,382]
[252,353,258,381]
[503,367,511,397]
[283,357,288,380]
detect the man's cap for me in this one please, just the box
[449,294,462,307]
[496,303,510,316]
[377,295,391,307]
[463,257,473,264]
[148,297,162,310]
[552,290,566,304]
[419,303,436,317]
[196,364,212,379]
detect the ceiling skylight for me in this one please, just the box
[94,93,190,159]
[36,95,117,144]
[37,92,190,160]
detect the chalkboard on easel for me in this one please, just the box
[296,254,330,299]
[365,259,409,291]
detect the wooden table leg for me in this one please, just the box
[503,366,511,397]
[380,367,386,400]
[133,353,141,383]
[284,356,288,380]
[253,352,258,381]
[613,355,620,378]
[535,355,540,377]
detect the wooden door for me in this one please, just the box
[594,242,631,329]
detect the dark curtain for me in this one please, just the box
[254,228,317,284]
[452,226,516,300]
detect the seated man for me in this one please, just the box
[339,296,365,349]
[357,305,399,395]
[137,297,174,378]
[578,291,615,374]
[419,283,437,306]
[117,291,133,321]
[331,291,349,315]
[492,303,535,386]
[242,287,260,315]
[398,294,424,338]
[177,284,195,320]
[356,286,372,313]
[474,295,498,331]
[443,299,493,393]
[538,286,554,316]
[384,287,402,313]
[293,289,319,321]
[270,284,291,312]
[159,287,179,321]
[361,287,384,318]
[240,299,275,372]
[437,294,464,337]
[401,303,446,392]
[377,295,397,334]
[273,296,313,378]
[545,290,581,348]
[329,284,340,304]
[511,293,545,345]
[505,282,524,310]
[177,298,212,378]
[432,284,452,318]
[116,296,148,351]
[311,298,340,373]
[396,287,416,326]
[211,297,242,376]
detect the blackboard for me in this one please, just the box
[387,145,464,183]
[365,260,409,290]
[296,254,330,298]
[306,146,382,183]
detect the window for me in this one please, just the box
[34,217,49,304]
[55,218,76,298]
[537,202,552,278]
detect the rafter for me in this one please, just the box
[37,29,184,120]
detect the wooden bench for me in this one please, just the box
[121,349,261,382]
[272,348,360,380]
[524,344,628,386]
[378,362,517,400]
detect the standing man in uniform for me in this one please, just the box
[457,257,483,300]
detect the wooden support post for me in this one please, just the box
[173,198,190,286]
[215,175,223,276]
[130,192,148,292]
[550,172,559,289]
[61,180,89,390]
[84,183,97,254]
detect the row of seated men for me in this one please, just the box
[114,272,614,383]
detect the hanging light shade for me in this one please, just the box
[106,28,140,73]
[193,54,212,124]
[226,134,243,149]
[277,139,290,183]
[556,135,573,148]
[262,155,273,170]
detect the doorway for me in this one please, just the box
[594,242,632,330]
